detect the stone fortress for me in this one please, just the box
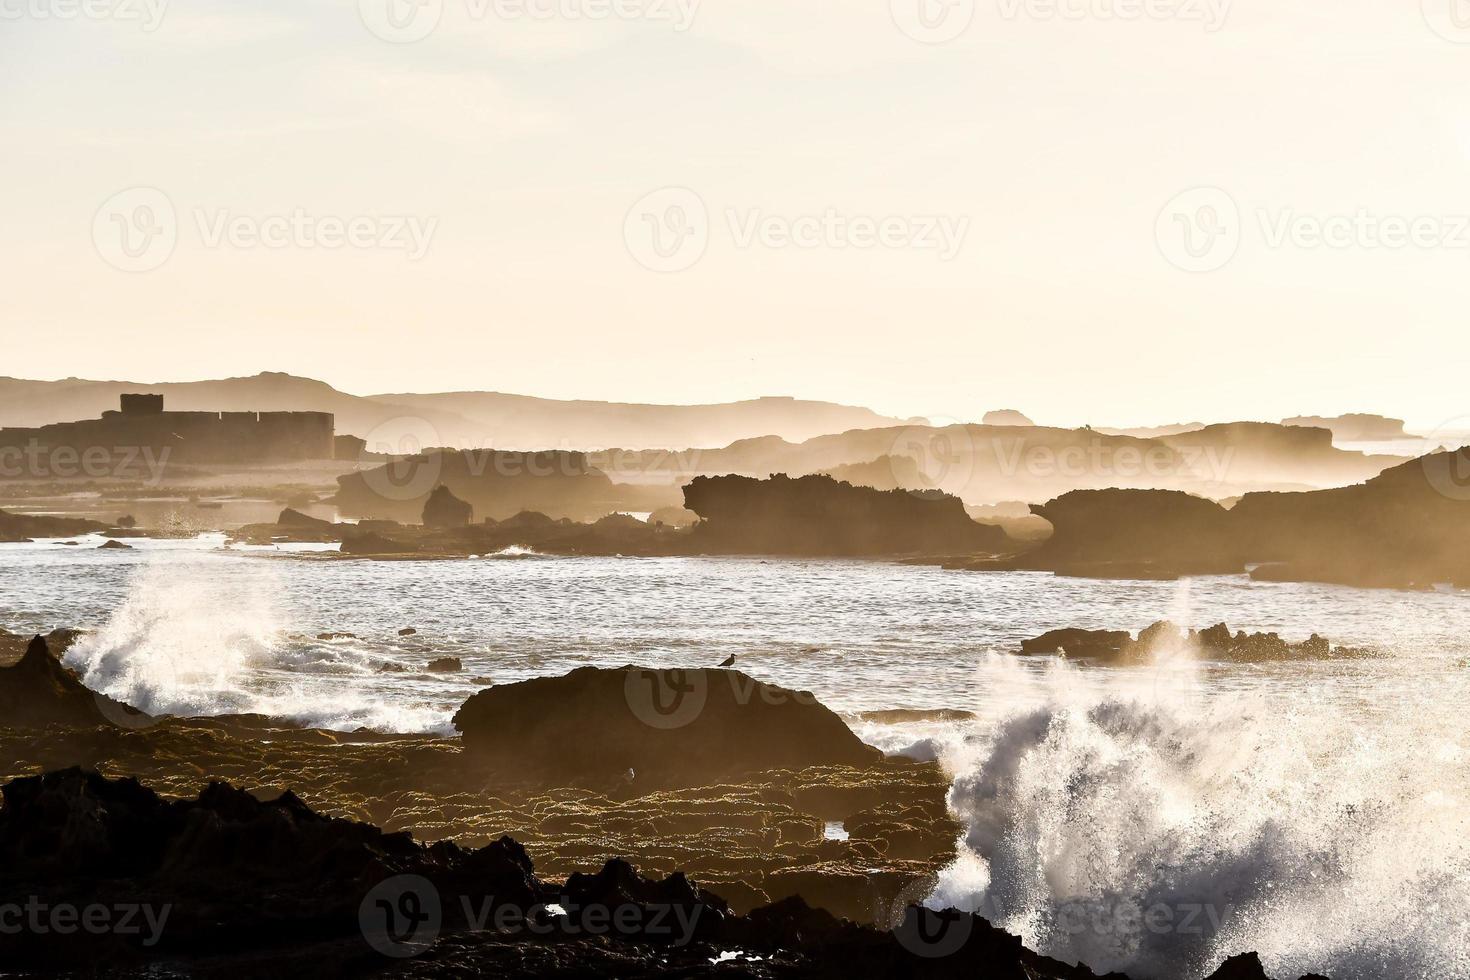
[0,394,335,477]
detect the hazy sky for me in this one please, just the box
[5,0,1470,431]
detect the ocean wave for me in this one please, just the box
[928,655,1470,980]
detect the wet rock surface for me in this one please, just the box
[1018,621,1374,663]
[453,666,883,787]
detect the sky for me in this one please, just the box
[4,0,1470,432]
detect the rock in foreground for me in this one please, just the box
[0,767,1325,979]
[453,666,882,787]
[0,635,152,729]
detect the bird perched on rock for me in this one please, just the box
[718,654,736,668]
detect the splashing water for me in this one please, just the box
[61,553,450,732]
[64,556,279,717]
[928,652,1470,980]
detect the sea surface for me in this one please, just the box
[2,534,1467,980]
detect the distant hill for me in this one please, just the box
[591,421,1407,504]
[0,373,917,451]
[1282,414,1411,442]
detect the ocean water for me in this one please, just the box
[1,534,1467,979]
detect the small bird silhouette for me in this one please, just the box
[718,654,736,668]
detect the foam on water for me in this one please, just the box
[927,652,1470,980]
[61,553,450,733]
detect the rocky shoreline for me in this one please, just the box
[0,631,1333,979]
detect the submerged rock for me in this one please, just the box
[453,665,882,787]
[426,657,463,673]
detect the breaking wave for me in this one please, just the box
[62,556,449,733]
[927,653,1470,980]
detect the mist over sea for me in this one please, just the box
[3,534,1467,979]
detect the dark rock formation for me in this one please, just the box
[340,530,415,555]
[1021,627,1132,659]
[425,657,462,673]
[0,767,1138,978]
[0,509,108,542]
[0,635,151,729]
[1229,451,1470,588]
[0,767,545,969]
[684,474,1010,556]
[1018,621,1371,663]
[334,448,675,523]
[422,484,473,527]
[97,539,132,550]
[1202,950,1330,980]
[453,665,882,787]
[1012,489,1241,578]
[278,507,331,528]
[999,451,1470,587]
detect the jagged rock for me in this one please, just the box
[684,474,1010,556]
[426,657,462,673]
[0,636,150,729]
[0,509,109,542]
[423,484,473,527]
[453,666,882,787]
[1018,622,1372,663]
[1021,628,1132,659]
[278,507,332,528]
[0,768,544,968]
